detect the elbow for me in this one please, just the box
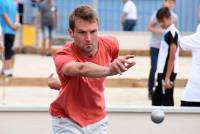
[79,63,87,76]
[147,23,152,32]
[147,26,151,31]
[78,64,86,76]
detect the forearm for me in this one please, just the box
[63,62,111,78]
[147,22,163,34]
[165,54,175,80]
[79,62,110,77]
[3,14,14,28]
[148,26,163,34]
[15,13,20,23]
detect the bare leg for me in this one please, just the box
[41,38,46,55]
[46,39,52,56]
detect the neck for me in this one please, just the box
[167,23,173,28]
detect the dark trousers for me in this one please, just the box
[123,19,137,31]
[181,101,200,107]
[148,47,159,93]
[152,73,177,106]
[4,34,15,60]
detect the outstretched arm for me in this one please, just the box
[62,55,135,77]
[49,55,136,90]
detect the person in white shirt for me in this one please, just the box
[147,0,178,100]
[152,7,180,106]
[121,0,137,31]
[180,32,200,107]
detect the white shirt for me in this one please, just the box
[180,32,200,102]
[123,0,137,20]
[157,24,180,74]
[196,24,200,32]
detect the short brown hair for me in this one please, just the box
[156,7,171,21]
[69,5,99,30]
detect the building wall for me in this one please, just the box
[23,0,200,35]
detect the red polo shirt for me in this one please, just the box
[49,36,119,127]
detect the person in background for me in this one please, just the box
[180,32,200,107]
[38,0,57,56]
[0,0,20,77]
[121,0,137,31]
[31,0,41,24]
[151,7,180,106]
[147,0,178,99]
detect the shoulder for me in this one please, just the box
[0,0,6,7]
[99,36,118,43]
[170,26,180,38]
[54,43,74,57]
[164,26,179,45]
[99,36,119,48]
[99,36,119,59]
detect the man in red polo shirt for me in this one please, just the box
[49,5,135,134]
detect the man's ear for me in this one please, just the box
[68,28,74,38]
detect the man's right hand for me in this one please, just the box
[48,73,61,90]
[12,22,21,31]
[109,55,136,75]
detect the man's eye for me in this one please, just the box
[78,31,85,34]
[91,30,96,34]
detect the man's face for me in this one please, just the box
[158,18,171,29]
[164,0,175,9]
[69,18,99,54]
[122,0,128,4]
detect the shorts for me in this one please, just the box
[52,116,108,134]
[41,25,54,40]
[4,34,15,60]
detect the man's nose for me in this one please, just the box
[85,33,92,42]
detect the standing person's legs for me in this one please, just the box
[3,34,15,77]
[123,20,137,31]
[46,26,53,56]
[152,73,163,106]
[41,25,47,55]
[148,47,159,99]
[163,73,177,106]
